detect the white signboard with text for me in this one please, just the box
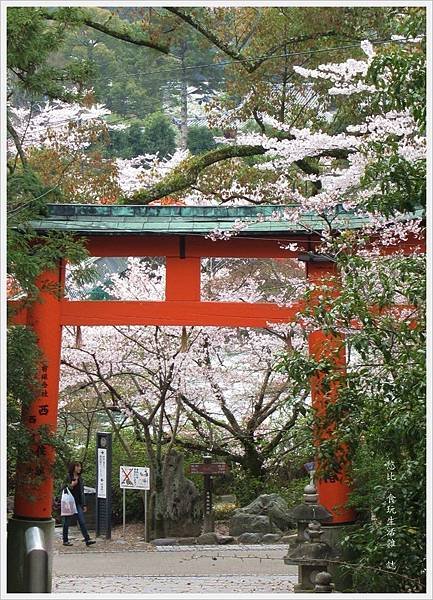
[120,465,150,490]
[97,448,107,498]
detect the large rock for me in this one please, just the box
[262,533,282,544]
[229,494,293,536]
[151,538,178,546]
[197,532,219,545]
[238,532,263,544]
[230,513,272,536]
[217,535,235,545]
[153,450,202,538]
[177,537,197,545]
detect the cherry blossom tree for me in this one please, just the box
[60,257,310,511]
[7,100,122,206]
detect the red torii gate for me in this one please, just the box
[9,204,424,531]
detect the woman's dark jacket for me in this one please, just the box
[65,475,86,508]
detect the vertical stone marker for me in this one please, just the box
[96,432,112,539]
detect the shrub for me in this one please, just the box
[187,125,217,155]
[213,502,238,521]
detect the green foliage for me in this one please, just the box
[6,4,95,501]
[187,126,217,155]
[278,251,426,592]
[106,114,176,159]
[278,477,309,509]
[367,9,426,131]
[361,143,425,215]
[275,7,427,572]
[141,112,176,158]
[230,470,265,506]
[7,326,41,409]
[7,167,62,210]
[8,222,91,301]
[360,9,426,216]
[276,30,427,594]
[7,327,41,493]
[341,448,425,592]
[7,7,92,102]
[105,120,145,159]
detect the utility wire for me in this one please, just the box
[133,36,425,77]
[7,36,422,134]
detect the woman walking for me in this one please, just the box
[62,461,96,547]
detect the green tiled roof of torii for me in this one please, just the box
[27,204,424,236]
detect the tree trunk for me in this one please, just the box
[179,42,188,151]
[279,45,289,123]
[242,442,265,480]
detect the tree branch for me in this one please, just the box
[166,8,260,73]
[124,140,352,204]
[166,8,338,73]
[42,9,172,55]
[248,367,272,431]
[125,144,265,204]
[179,393,238,437]
[262,405,302,456]
[172,435,243,465]
[7,116,28,169]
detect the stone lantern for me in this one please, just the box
[288,480,332,543]
[284,519,333,593]
[284,480,333,593]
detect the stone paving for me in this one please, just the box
[155,544,280,552]
[53,574,296,594]
[52,524,297,594]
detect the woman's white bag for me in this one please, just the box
[60,488,77,516]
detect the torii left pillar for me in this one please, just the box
[7,263,63,593]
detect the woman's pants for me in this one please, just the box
[63,504,91,543]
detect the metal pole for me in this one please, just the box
[144,490,148,543]
[24,527,49,593]
[123,488,126,537]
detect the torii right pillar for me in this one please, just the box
[306,259,357,591]
[306,259,356,519]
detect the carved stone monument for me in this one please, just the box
[154,450,202,538]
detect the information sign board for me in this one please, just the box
[97,448,107,498]
[120,466,150,490]
[190,463,229,475]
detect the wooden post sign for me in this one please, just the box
[189,456,229,533]
[190,463,229,475]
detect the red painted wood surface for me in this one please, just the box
[166,257,201,301]
[86,234,310,258]
[14,266,63,519]
[59,299,303,327]
[84,231,424,259]
[307,262,356,524]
